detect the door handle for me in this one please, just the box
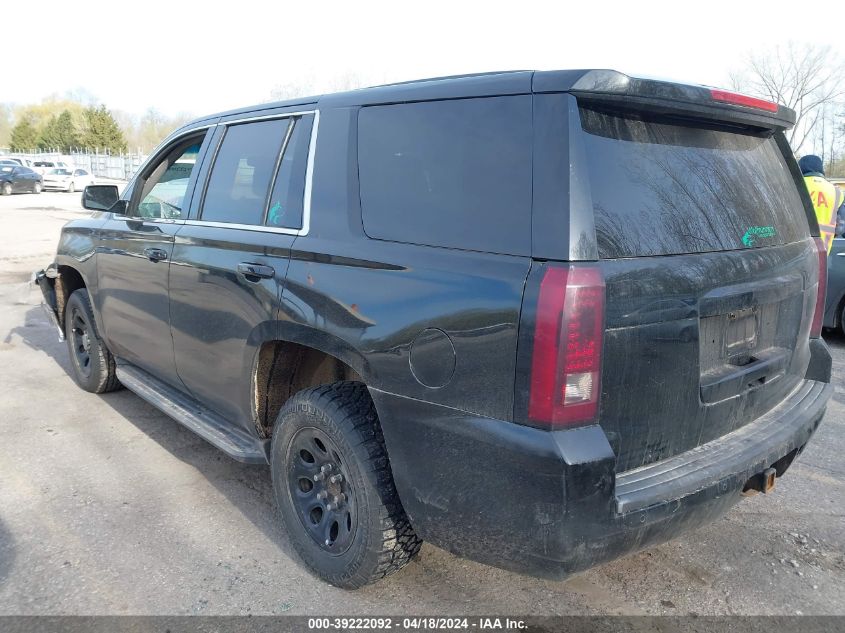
[143,247,168,262]
[238,262,275,280]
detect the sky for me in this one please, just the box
[3,0,843,118]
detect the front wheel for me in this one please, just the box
[839,302,845,338]
[67,181,75,193]
[64,289,121,393]
[1,182,11,196]
[33,181,42,194]
[271,382,422,588]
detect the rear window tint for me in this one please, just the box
[579,108,808,258]
[266,114,313,230]
[201,119,288,226]
[358,96,532,255]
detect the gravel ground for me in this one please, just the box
[0,191,843,616]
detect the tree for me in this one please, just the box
[82,105,127,153]
[38,110,80,152]
[10,117,38,152]
[268,70,369,102]
[730,42,845,153]
[0,104,12,148]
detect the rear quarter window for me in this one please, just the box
[579,107,809,258]
[357,96,532,255]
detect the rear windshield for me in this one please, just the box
[579,107,809,258]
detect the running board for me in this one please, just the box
[116,363,269,465]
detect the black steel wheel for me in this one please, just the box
[69,305,93,380]
[287,426,357,554]
[64,289,121,393]
[271,381,421,588]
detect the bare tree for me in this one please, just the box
[267,70,388,103]
[730,42,845,153]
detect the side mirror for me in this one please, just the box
[81,184,120,211]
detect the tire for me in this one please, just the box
[839,301,845,337]
[67,181,75,193]
[1,182,10,196]
[64,289,121,393]
[271,381,422,588]
[33,181,42,194]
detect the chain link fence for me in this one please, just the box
[1,149,147,181]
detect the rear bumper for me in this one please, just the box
[372,375,832,580]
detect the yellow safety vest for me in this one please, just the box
[804,175,841,253]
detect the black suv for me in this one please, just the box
[37,70,832,588]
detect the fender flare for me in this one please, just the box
[249,321,373,385]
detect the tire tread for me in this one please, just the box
[66,289,121,393]
[273,381,421,588]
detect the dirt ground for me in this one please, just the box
[0,191,843,615]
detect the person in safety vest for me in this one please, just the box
[799,154,842,253]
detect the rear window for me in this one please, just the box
[201,119,288,226]
[579,107,808,258]
[358,96,532,255]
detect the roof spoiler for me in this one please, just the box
[533,69,796,132]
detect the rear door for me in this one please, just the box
[572,100,816,472]
[11,167,25,192]
[169,110,314,430]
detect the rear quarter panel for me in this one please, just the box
[280,107,531,421]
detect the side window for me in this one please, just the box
[135,137,204,219]
[266,114,313,229]
[200,119,289,226]
[357,96,532,255]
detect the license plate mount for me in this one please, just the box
[725,306,759,357]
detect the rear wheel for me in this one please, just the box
[1,182,10,196]
[67,181,75,193]
[33,181,42,194]
[65,289,121,393]
[271,381,421,588]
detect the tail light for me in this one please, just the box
[710,88,779,112]
[810,236,827,338]
[528,265,605,428]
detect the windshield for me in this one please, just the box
[579,107,809,258]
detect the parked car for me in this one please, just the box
[42,167,95,192]
[1,164,42,194]
[36,70,832,589]
[1,157,35,168]
[823,237,845,334]
[32,160,72,176]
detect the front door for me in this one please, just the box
[95,130,213,387]
[169,112,314,429]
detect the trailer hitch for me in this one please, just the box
[741,467,777,496]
